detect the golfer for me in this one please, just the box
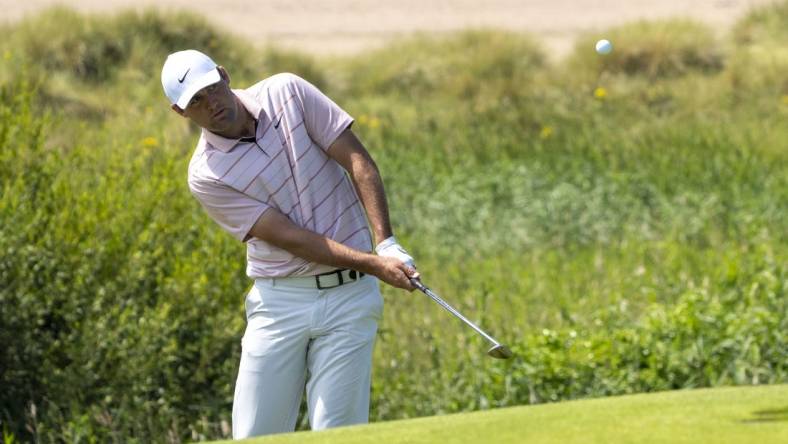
[161,49,418,439]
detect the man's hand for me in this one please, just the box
[375,236,417,269]
[374,256,419,291]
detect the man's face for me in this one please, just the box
[176,68,240,134]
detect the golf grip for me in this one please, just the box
[410,278,501,346]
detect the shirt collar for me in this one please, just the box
[202,88,263,153]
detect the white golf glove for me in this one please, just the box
[375,236,417,269]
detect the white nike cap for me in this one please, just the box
[161,49,222,109]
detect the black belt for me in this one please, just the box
[315,269,365,289]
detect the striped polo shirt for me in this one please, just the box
[187,73,372,278]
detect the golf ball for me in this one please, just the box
[595,39,613,55]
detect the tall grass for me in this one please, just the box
[1,3,786,442]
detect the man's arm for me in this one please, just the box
[247,208,415,290]
[326,128,393,245]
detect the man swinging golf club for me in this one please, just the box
[161,49,418,439]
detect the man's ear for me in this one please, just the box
[171,104,186,116]
[217,66,230,85]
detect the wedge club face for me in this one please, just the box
[411,278,513,360]
[487,344,513,359]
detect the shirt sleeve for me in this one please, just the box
[188,176,271,243]
[289,74,354,151]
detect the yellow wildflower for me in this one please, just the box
[357,114,369,126]
[594,87,607,100]
[539,125,554,139]
[369,117,381,129]
[3,50,10,61]
[782,95,788,106]
[142,137,158,148]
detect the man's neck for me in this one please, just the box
[214,98,256,140]
[238,106,257,139]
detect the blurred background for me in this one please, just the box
[0,0,780,55]
[0,1,785,443]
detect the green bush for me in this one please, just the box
[371,256,786,416]
[0,78,247,442]
[0,78,54,438]
[507,260,786,403]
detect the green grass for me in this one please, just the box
[211,385,788,444]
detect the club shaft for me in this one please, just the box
[413,280,501,346]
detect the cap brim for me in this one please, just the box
[176,68,221,109]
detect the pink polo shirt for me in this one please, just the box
[187,73,372,278]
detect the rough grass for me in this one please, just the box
[567,19,724,82]
[210,385,788,444]
[339,29,545,101]
[726,1,788,95]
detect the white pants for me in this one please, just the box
[232,274,382,439]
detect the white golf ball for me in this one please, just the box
[595,39,613,55]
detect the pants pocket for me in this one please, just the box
[362,276,383,319]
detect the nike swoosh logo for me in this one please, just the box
[177,68,190,83]
[274,114,283,129]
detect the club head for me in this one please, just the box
[487,344,513,359]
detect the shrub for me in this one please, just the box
[506,261,786,403]
[731,0,788,46]
[726,1,788,95]
[371,258,786,416]
[0,7,319,87]
[0,77,247,443]
[341,30,545,101]
[567,19,724,79]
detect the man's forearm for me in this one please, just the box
[247,207,381,274]
[247,197,415,289]
[349,163,393,245]
[283,227,382,275]
[325,129,397,246]
[277,224,415,290]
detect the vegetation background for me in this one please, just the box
[0,2,786,442]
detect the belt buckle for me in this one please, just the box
[315,270,343,290]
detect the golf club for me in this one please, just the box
[411,278,513,359]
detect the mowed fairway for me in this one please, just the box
[211,385,788,444]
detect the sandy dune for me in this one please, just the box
[0,0,778,57]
